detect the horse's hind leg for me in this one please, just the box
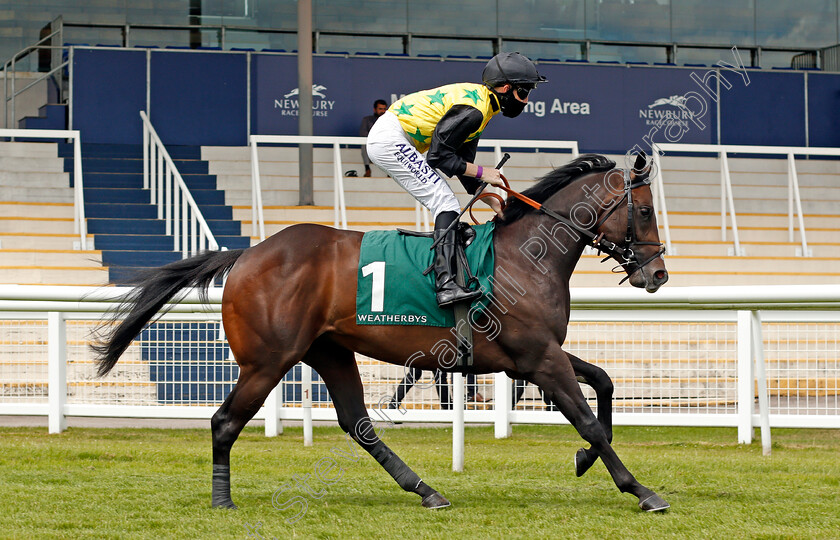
[305,339,450,509]
[211,364,287,509]
[531,347,669,512]
[568,354,614,477]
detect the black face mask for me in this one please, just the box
[497,89,526,118]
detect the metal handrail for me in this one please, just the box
[0,128,86,250]
[654,143,840,257]
[248,135,578,243]
[140,111,219,256]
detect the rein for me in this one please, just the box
[471,168,665,283]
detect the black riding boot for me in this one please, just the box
[433,211,481,307]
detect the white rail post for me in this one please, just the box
[264,385,283,437]
[149,133,156,204]
[415,200,422,230]
[302,364,313,447]
[332,143,348,229]
[73,133,87,250]
[787,154,794,243]
[737,310,754,444]
[751,310,771,455]
[47,311,67,434]
[143,117,149,189]
[249,138,260,240]
[173,181,180,252]
[165,167,172,235]
[651,148,673,255]
[452,372,465,472]
[494,371,511,438]
[156,146,164,219]
[721,152,743,256]
[787,153,809,257]
[720,150,726,242]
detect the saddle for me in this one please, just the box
[398,223,477,370]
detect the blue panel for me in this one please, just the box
[72,49,146,144]
[721,70,806,146]
[150,51,247,146]
[807,73,840,148]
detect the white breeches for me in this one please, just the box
[365,111,461,220]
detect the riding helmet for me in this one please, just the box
[482,52,547,88]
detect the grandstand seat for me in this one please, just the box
[597,60,620,64]
[476,55,492,60]
[384,52,409,57]
[95,44,121,48]
[683,63,707,67]
[654,62,677,66]
[355,51,380,56]
[565,59,588,63]
[446,55,471,59]
[261,48,287,53]
[417,53,442,58]
[537,58,561,63]
[626,61,649,65]
[229,48,255,52]
[324,50,349,55]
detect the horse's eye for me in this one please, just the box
[639,207,652,218]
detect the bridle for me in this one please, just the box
[471,163,666,284]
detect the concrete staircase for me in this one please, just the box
[0,141,105,285]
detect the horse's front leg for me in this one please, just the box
[568,354,613,477]
[529,347,669,512]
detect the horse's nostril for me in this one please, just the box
[654,270,667,282]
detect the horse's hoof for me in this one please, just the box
[421,492,451,509]
[212,499,239,510]
[574,447,592,477]
[639,493,670,512]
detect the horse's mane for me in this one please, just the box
[498,154,616,224]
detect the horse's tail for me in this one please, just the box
[92,249,246,377]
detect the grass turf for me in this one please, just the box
[0,424,838,539]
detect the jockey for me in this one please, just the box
[366,52,547,307]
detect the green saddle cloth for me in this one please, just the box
[356,223,495,327]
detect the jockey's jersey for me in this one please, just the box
[388,83,499,153]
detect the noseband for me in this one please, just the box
[589,168,667,283]
[474,166,665,284]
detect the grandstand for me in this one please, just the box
[1,2,839,417]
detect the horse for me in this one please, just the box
[93,153,671,513]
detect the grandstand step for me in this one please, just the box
[0,234,94,250]
[0,202,74,218]
[0,141,59,158]
[79,173,219,190]
[0,171,71,188]
[101,250,183,267]
[58,143,202,160]
[0,156,65,173]
[0,250,102,267]
[68,158,209,174]
[0,186,74,203]
[0,216,74,234]
[0,266,108,285]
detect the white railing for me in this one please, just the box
[654,144,840,257]
[2,284,839,464]
[248,136,579,242]
[140,111,219,256]
[0,128,87,250]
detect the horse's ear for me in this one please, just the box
[630,151,650,182]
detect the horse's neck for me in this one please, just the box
[495,211,588,285]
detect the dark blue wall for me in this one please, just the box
[72,49,840,152]
[72,49,146,145]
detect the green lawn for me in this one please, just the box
[1,424,838,539]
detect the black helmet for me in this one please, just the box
[482,52,547,88]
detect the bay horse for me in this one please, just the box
[93,153,671,513]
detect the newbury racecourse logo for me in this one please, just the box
[638,94,693,129]
[274,84,335,117]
